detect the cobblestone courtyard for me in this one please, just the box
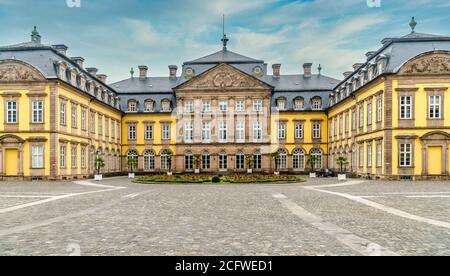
[1,177,450,256]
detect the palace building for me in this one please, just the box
[1,19,450,181]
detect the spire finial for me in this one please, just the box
[409,17,417,33]
[31,26,41,43]
[318,64,322,75]
[130,67,135,78]
[221,14,229,50]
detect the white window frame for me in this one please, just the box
[253,122,262,142]
[312,123,321,139]
[295,123,304,139]
[6,101,17,123]
[60,102,66,125]
[377,97,383,122]
[31,145,44,169]
[278,123,286,139]
[60,145,66,169]
[81,110,86,131]
[235,100,245,112]
[400,96,412,119]
[253,100,263,112]
[218,121,228,143]
[399,143,412,167]
[184,100,194,113]
[429,95,442,119]
[184,121,193,143]
[32,101,44,124]
[376,143,382,167]
[367,144,372,167]
[128,125,137,140]
[219,100,228,112]
[367,102,372,126]
[162,124,170,140]
[236,121,245,143]
[202,122,211,143]
[202,100,211,113]
[145,125,153,140]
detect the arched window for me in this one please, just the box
[184,151,194,170]
[236,152,245,170]
[294,97,304,110]
[143,150,155,171]
[311,97,322,110]
[253,151,262,170]
[310,148,323,170]
[161,149,172,171]
[276,97,287,110]
[293,149,305,170]
[202,151,211,170]
[219,152,228,170]
[127,150,138,170]
[161,99,172,112]
[144,100,154,112]
[128,100,137,112]
[277,149,288,170]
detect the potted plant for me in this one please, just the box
[128,156,138,179]
[94,156,105,181]
[336,156,349,181]
[245,155,254,174]
[306,155,318,178]
[271,151,280,175]
[193,155,201,174]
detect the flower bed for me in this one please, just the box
[134,174,304,184]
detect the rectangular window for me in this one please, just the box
[219,100,228,112]
[312,123,321,139]
[162,124,170,140]
[128,125,136,140]
[218,121,227,143]
[60,102,66,125]
[98,115,103,135]
[202,100,211,113]
[219,154,228,170]
[71,146,77,169]
[185,121,193,142]
[6,101,17,123]
[429,95,442,119]
[377,97,383,122]
[111,121,115,139]
[253,100,263,112]
[367,102,372,126]
[253,122,262,142]
[367,144,372,167]
[345,113,349,133]
[359,105,364,128]
[399,143,412,167]
[339,116,343,135]
[295,123,304,139]
[60,145,66,169]
[202,122,211,142]
[253,154,262,169]
[184,155,193,170]
[236,154,245,170]
[236,100,245,112]
[278,123,286,139]
[105,118,110,137]
[71,105,77,128]
[202,154,210,169]
[236,121,245,142]
[184,101,194,113]
[81,110,87,130]
[145,125,153,140]
[376,143,382,167]
[352,110,357,130]
[90,112,95,133]
[81,147,86,169]
[31,145,44,169]
[400,96,412,119]
[32,101,44,123]
[359,145,364,167]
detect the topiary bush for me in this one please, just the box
[211,176,221,183]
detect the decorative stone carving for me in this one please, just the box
[177,64,270,90]
[0,60,45,82]
[400,52,450,75]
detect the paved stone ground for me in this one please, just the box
[0,177,449,256]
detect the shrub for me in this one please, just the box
[211,176,221,183]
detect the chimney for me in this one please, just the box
[343,71,353,78]
[138,65,148,80]
[352,63,364,71]
[97,74,107,83]
[168,65,178,80]
[303,63,312,78]
[52,44,68,55]
[86,67,98,77]
[71,57,85,68]
[272,64,281,78]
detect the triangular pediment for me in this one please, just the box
[175,63,272,91]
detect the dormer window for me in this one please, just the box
[65,69,72,82]
[144,100,154,112]
[276,98,287,111]
[161,99,172,112]
[128,100,138,112]
[101,91,106,101]
[311,97,322,110]
[294,97,304,110]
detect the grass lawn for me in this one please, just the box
[133,174,305,185]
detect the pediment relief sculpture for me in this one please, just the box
[400,52,450,75]
[0,60,45,82]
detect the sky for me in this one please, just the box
[0,0,449,82]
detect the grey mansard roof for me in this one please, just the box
[184,48,264,65]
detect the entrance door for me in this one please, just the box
[5,149,19,176]
[428,146,442,175]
